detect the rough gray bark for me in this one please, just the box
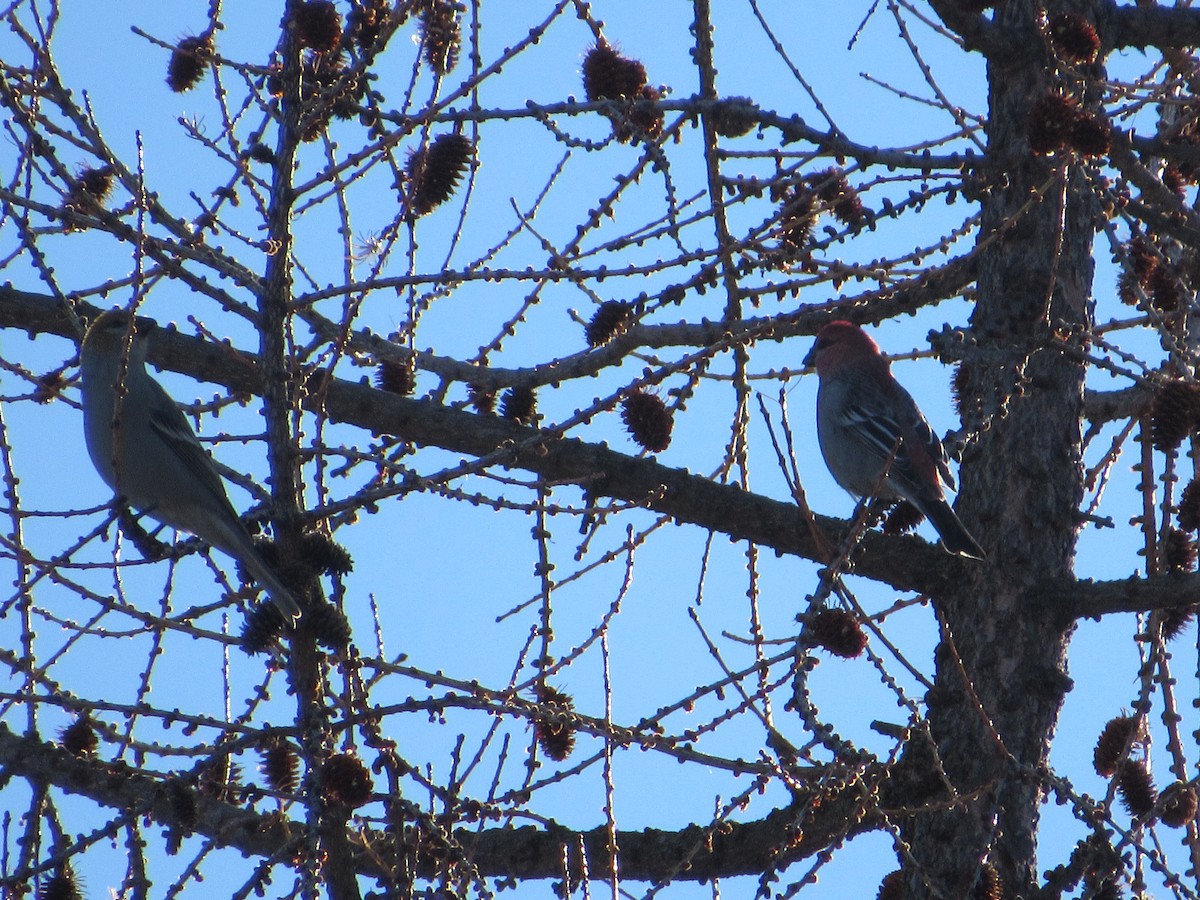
[904,2,1095,896]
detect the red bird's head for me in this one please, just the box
[802,321,881,375]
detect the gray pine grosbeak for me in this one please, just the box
[80,309,302,619]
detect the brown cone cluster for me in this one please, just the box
[375,359,415,395]
[1069,113,1111,157]
[1150,381,1200,452]
[1117,237,1158,301]
[581,42,662,142]
[810,167,866,228]
[245,143,275,165]
[501,386,538,425]
[1093,715,1141,777]
[1163,163,1188,201]
[419,0,463,74]
[775,185,818,261]
[711,96,758,138]
[1116,758,1157,818]
[198,742,240,802]
[586,300,632,347]
[1160,603,1199,642]
[260,738,300,794]
[768,165,866,262]
[1048,13,1100,64]
[808,608,868,659]
[1160,781,1199,828]
[621,390,673,453]
[239,600,288,655]
[322,753,373,807]
[308,601,352,650]
[297,51,364,140]
[348,0,392,51]
[1027,93,1109,157]
[1163,526,1198,573]
[167,34,213,93]
[619,86,664,142]
[1178,476,1200,530]
[300,533,354,578]
[293,0,342,53]
[534,685,577,762]
[878,865,1003,900]
[1149,265,1183,312]
[37,867,81,900]
[583,42,647,102]
[467,383,497,415]
[65,166,115,219]
[1167,106,1200,184]
[1028,95,1078,155]
[1116,238,1182,312]
[32,369,67,404]
[406,133,474,217]
[59,716,99,757]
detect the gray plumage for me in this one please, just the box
[79,310,301,620]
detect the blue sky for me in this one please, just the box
[0,1,1190,897]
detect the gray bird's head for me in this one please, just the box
[81,308,156,356]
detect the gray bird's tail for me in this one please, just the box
[922,501,986,560]
[212,523,303,620]
[240,548,303,621]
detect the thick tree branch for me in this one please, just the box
[5,286,1183,617]
[0,285,972,598]
[926,2,1200,66]
[1065,571,1200,620]
[0,722,887,884]
[1102,2,1200,51]
[0,723,295,864]
[1083,385,1148,426]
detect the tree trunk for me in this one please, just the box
[904,2,1095,895]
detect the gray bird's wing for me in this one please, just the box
[908,410,955,490]
[838,398,904,463]
[839,387,954,492]
[146,384,243,520]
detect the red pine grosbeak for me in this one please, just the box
[803,321,985,559]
